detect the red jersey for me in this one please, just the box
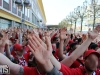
[54,49,59,60]
[12,52,30,66]
[70,60,84,68]
[23,66,45,75]
[60,63,100,75]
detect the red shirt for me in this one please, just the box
[98,43,100,48]
[10,38,14,43]
[12,52,30,66]
[23,66,45,75]
[60,63,100,75]
[51,33,57,41]
[54,49,59,60]
[23,52,30,63]
[24,46,30,53]
[70,60,84,68]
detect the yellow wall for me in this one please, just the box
[0,9,37,27]
[37,0,46,23]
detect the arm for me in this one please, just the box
[60,26,100,67]
[50,54,61,70]
[58,40,67,60]
[64,37,70,47]
[5,44,13,60]
[61,38,92,67]
[58,28,69,61]
[0,46,5,54]
[0,33,8,54]
[0,53,24,75]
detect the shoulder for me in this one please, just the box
[23,66,37,75]
[60,63,84,75]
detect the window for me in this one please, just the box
[12,0,16,8]
[18,8,21,11]
[32,1,33,9]
[4,0,9,3]
[28,9,30,17]
[25,7,27,16]
[32,13,34,23]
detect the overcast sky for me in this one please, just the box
[42,0,85,25]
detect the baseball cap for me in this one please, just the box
[13,44,23,51]
[84,50,100,59]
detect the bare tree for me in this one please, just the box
[76,1,87,31]
[87,0,100,29]
[71,9,79,32]
[59,19,70,27]
[66,13,74,28]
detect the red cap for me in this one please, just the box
[13,44,23,51]
[84,50,100,59]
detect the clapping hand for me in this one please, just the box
[28,33,52,65]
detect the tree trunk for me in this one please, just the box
[93,6,96,30]
[70,21,72,28]
[81,19,83,32]
[74,21,76,33]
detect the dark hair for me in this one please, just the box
[70,42,77,49]
[52,37,58,43]
[70,34,73,40]
[67,42,77,52]
[90,44,98,50]
[89,42,95,49]
[77,38,82,44]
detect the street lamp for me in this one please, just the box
[15,0,31,44]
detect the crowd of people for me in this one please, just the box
[0,25,100,75]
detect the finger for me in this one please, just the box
[45,36,52,51]
[32,34,41,46]
[27,45,35,54]
[29,36,38,47]
[35,34,46,47]
[28,39,37,51]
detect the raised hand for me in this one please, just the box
[59,28,69,40]
[28,33,52,65]
[0,33,8,47]
[88,25,100,40]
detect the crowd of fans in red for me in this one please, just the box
[0,25,100,75]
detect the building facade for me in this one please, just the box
[0,0,46,29]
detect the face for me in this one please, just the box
[84,54,98,72]
[16,48,24,56]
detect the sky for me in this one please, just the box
[42,0,85,25]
